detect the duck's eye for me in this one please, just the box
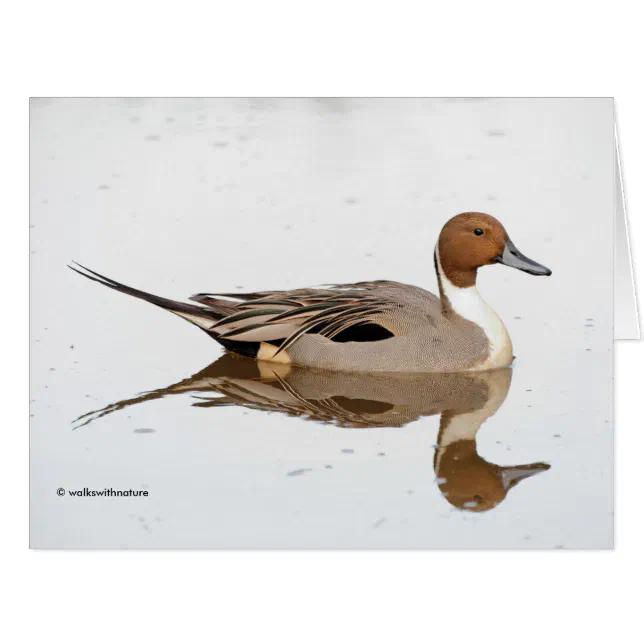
[474,228,484,236]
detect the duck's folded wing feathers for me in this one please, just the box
[191,284,405,351]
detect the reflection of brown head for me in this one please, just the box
[435,439,550,512]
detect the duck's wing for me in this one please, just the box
[190,281,415,354]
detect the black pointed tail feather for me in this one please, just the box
[69,262,222,329]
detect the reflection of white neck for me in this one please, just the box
[438,372,510,447]
[434,370,511,472]
[435,245,513,370]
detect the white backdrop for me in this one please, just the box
[5,1,644,643]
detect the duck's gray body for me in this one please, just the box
[274,281,490,373]
[68,267,493,373]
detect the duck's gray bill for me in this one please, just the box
[496,239,552,276]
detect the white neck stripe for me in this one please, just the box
[434,245,513,369]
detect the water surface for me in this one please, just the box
[30,98,614,548]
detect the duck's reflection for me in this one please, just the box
[75,354,550,512]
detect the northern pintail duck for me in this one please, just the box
[70,212,551,373]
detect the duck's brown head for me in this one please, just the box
[437,212,552,288]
